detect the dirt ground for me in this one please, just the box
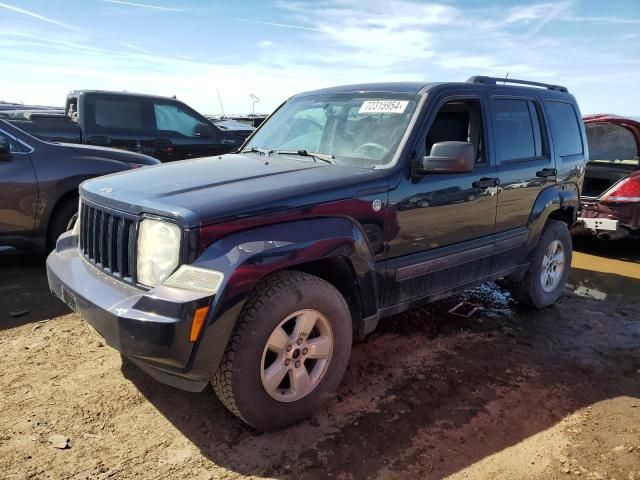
[1,238,639,480]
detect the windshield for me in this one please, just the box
[586,122,639,165]
[244,92,420,167]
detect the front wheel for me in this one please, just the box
[506,219,572,308]
[212,271,352,431]
[47,198,78,252]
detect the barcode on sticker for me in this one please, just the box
[359,100,408,114]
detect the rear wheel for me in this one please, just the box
[212,271,352,431]
[506,219,572,308]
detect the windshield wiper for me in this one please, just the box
[242,147,273,157]
[276,149,336,165]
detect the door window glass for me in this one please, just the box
[423,99,485,164]
[546,101,583,156]
[94,98,143,130]
[154,103,208,137]
[494,99,542,162]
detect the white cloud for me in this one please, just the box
[235,18,322,31]
[118,41,151,54]
[1,0,639,115]
[99,0,183,12]
[0,1,82,31]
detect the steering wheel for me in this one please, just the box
[354,142,388,157]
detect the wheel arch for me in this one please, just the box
[526,183,579,253]
[187,217,381,379]
[36,188,79,255]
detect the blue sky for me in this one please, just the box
[1,0,638,115]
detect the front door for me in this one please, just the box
[386,95,498,305]
[149,100,230,161]
[0,128,38,239]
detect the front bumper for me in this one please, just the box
[46,231,214,391]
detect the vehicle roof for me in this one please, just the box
[295,82,435,96]
[294,79,573,98]
[67,90,182,102]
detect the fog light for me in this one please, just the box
[163,265,224,295]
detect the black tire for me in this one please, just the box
[506,219,572,308]
[212,271,352,431]
[47,197,78,252]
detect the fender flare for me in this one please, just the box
[526,183,579,252]
[187,217,379,379]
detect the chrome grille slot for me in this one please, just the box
[79,199,138,282]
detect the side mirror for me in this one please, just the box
[0,138,11,161]
[194,124,217,138]
[416,141,474,174]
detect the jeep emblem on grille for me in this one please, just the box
[100,187,114,194]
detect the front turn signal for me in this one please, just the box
[190,306,210,342]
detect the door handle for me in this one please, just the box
[536,168,557,178]
[472,177,500,189]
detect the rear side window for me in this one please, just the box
[545,101,583,156]
[94,98,143,130]
[493,99,545,162]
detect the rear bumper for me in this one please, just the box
[578,200,640,235]
[46,231,213,391]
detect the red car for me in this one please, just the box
[578,114,640,240]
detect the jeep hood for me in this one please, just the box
[80,153,388,228]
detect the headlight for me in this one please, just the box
[164,265,224,295]
[136,218,181,287]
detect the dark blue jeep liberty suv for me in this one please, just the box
[47,76,587,430]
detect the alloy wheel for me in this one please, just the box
[260,309,334,402]
[540,239,566,293]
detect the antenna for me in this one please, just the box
[504,72,509,84]
[216,87,226,117]
[249,93,260,126]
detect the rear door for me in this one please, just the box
[82,94,151,154]
[493,96,556,231]
[0,127,37,238]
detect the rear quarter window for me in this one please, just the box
[545,101,583,156]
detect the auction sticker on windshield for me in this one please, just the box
[359,100,409,114]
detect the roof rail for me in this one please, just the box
[466,76,568,93]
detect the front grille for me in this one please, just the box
[79,199,138,282]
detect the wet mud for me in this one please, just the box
[0,237,639,479]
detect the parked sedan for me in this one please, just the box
[0,120,159,255]
[577,114,640,240]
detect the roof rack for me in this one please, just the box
[466,76,568,93]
